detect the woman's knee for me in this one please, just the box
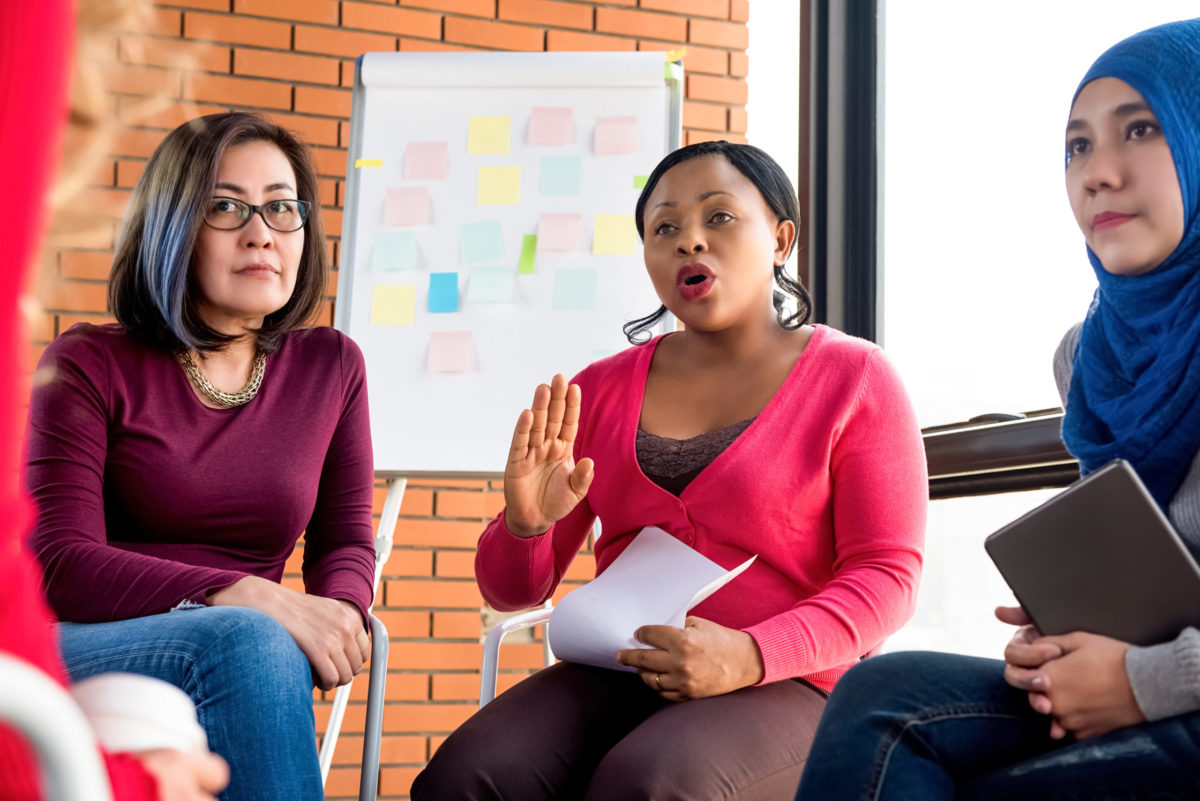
[185,607,310,693]
[411,724,538,801]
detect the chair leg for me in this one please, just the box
[359,614,389,801]
[319,680,351,784]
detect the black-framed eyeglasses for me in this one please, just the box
[203,196,311,233]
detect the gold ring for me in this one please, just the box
[654,673,663,691]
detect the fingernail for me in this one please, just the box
[1031,676,1045,690]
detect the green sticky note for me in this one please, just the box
[518,234,537,275]
[633,175,649,189]
[467,266,517,303]
[371,231,419,272]
[478,165,521,205]
[459,220,505,265]
[553,268,598,311]
[468,116,510,155]
[593,214,637,255]
[539,155,582,196]
[370,285,416,326]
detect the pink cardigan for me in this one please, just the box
[475,325,927,690]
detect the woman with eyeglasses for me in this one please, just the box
[26,112,376,801]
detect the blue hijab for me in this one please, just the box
[1062,18,1200,508]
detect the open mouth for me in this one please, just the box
[684,274,708,286]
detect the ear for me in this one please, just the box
[773,218,797,266]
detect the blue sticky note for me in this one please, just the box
[428,272,459,313]
[371,230,419,272]
[459,220,505,265]
[539,155,582,196]
[553,268,598,311]
[467,267,516,303]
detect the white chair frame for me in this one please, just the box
[317,477,402,801]
[0,653,113,801]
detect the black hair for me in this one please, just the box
[108,112,328,353]
[624,140,811,343]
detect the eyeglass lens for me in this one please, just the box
[205,197,308,232]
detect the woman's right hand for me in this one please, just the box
[209,576,369,691]
[996,605,1066,734]
[503,374,594,538]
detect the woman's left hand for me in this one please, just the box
[616,616,764,701]
[1011,631,1145,740]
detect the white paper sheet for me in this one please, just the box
[547,526,756,672]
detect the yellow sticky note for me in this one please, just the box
[355,158,383,168]
[370,285,416,326]
[468,116,511,155]
[593,214,637,255]
[477,165,521,206]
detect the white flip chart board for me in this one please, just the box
[336,52,683,476]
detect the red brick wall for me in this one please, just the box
[44,2,751,797]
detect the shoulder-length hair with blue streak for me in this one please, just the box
[108,112,327,353]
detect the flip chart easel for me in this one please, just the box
[335,51,684,487]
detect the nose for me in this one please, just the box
[1080,142,1125,194]
[675,220,707,255]
[238,209,276,249]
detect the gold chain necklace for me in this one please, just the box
[176,350,266,409]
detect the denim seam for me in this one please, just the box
[66,648,207,676]
[867,707,1027,801]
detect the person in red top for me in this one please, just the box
[0,0,225,798]
[412,141,928,800]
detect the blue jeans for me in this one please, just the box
[58,606,323,801]
[795,651,1200,801]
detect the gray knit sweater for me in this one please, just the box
[1054,323,1200,720]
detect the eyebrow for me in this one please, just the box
[1065,101,1155,133]
[214,181,296,194]
[651,189,734,210]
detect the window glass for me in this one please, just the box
[882,4,1199,656]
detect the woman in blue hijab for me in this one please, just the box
[795,18,1200,800]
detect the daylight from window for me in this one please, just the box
[750,1,1200,657]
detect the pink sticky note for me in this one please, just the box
[528,107,574,146]
[594,115,638,155]
[385,187,431,226]
[428,331,477,374]
[537,213,585,252]
[404,141,450,180]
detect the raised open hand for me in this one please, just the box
[503,374,594,538]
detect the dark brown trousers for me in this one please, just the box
[410,662,827,801]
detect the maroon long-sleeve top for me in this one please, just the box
[27,323,377,624]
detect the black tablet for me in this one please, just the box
[984,459,1200,646]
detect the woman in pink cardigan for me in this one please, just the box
[412,141,928,801]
